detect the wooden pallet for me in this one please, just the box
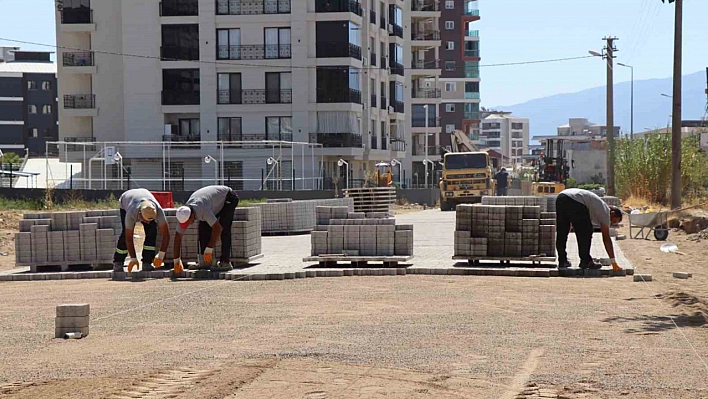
[303,255,413,268]
[452,255,557,267]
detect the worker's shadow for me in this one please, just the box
[601,312,707,334]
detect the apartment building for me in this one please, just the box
[479,112,529,166]
[557,117,621,138]
[56,0,410,190]
[0,49,58,156]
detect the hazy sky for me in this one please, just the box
[1,0,706,107]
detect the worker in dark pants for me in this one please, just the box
[113,189,170,273]
[173,185,239,274]
[494,167,509,196]
[555,188,623,270]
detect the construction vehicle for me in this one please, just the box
[375,162,394,187]
[532,137,569,196]
[439,130,493,211]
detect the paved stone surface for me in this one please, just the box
[0,210,634,281]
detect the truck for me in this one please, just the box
[439,130,493,211]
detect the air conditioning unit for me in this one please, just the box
[388,24,394,33]
[388,106,395,114]
[363,56,368,66]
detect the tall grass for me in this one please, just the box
[615,132,708,205]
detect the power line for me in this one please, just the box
[0,37,594,71]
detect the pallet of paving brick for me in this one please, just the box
[303,255,414,268]
[344,187,396,213]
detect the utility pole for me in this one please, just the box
[665,0,683,209]
[603,36,617,197]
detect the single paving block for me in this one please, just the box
[56,304,90,318]
[633,274,653,282]
[55,316,90,329]
[672,272,692,279]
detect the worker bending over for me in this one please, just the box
[173,185,239,274]
[113,189,170,273]
[555,188,623,270]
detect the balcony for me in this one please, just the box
[381,136,388,150]
[370,94,377,108]
[389,24,403,38]
[64,94,95,109]
[163,134,201,142]
[217,89,293,104]
[160,0,198,16]
[216,0,291,15]
[412,87,441,99]
[412,59,440,70]
[317,88,362,104]
[61,8,93,24]
[311,133,363,148]
[411,0,439,12]
[217,44,291,60]
[162,90,200,106]
[390,62,404,76]
[380,96,387,110]
[370,9,376,24]
[315,0,363,16]
[392,100,404,113]
[370,52,377,66]
[464,112,481,120]
[465,49,480,58]
[161,46,199,61]
[62,52,94,67]
[465,63,480,78]
[411,30,440,41]
[465,92,481,100]
[464,8,480,16]
[316,42,362,60]
[466,30,480,38]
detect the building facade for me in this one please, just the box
[557,117,620,138]
[479,112,528,166]
[0,49,58,156]
[56,0,411,190]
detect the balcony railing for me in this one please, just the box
[315,0,363,16]
[466,30,480,38]
[392,100,404,113]
[64,94,95,109]
[370,9,376,24]
[390,62,404,76]
[412,59,440,69]
[465,49,480,58]
[62,52,94,67]
[161,46,199,61]
[163,134,202,142]
[370,52,377,66]
[217,44,291,60]
[380,96,387,110]
[411,0,439,12]
[316,42,362,60]
[464,112,481,120]
[381,136,388,150]
[411,30,440,41]
[464,8,480,16]
[162,90,200,105]
[310,133,363,148]
[160,0,198,16]
[380,56,386,69]
[370,94,377,108]
[412,88,441,98]
[390,24,403,38]
[465,63,480,78]
[217,89,293,104]
[465,92,481,99]
[317,87,362,104]
[216,0,291,15]
[61,8,93,24]
[412,117,439,128]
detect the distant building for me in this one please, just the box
[0,49,58,156]
[479,111,529,165]
[558,117,620,138]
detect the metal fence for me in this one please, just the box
[45,140,324,192]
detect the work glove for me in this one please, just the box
[610,258,622,272]
[173,258,184,276]
[203,247,214,264]
[127,258,140,273]
[153,251,166,268]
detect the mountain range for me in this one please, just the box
[493,70,707,140]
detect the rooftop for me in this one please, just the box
[0,62,56,74]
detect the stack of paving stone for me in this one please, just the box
[254,198,354,234]
[481,196,548,211]
[311,206,413,257]
[16,210,122,271]
[455,203,556,259]
[155,207,263,264]
[55,304,90,338]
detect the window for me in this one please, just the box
[162,24,200,60]
[217,73,242,104]
[465,81,479,93]
[265,72,292,103]
[30,128,38,138]
[445,0,454,9]
[218,117,242,141]
[179,118,200,138]
[264,27,291,58]
[445,104,455,113]
[412,104,436,127]
[446,41,454,50]
[266,116,292,141]
[162,69,200,105]
[28,105,37,114]
[27,81,36,90]
[42,105,52,114]
[512,122,524,130]
[445,21,454,30]
[43,128,53,138]
[445,61,456,71]
[41,81,52,91]
[487,140,501,148]
[446,124,455,134]
[482,122,501,129]
[445,82,456,92]
[512,131,523,139]
[217,28,241,60]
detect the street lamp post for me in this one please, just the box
[391,159,401,186]
[617,63,634,140]
[423,104,429,188]
[204,155,219,185]
[338,159,349,190]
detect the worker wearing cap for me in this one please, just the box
[494,168,509,196]
[113,189,170,273]
[173,185,239,274]
[556,188,623,271]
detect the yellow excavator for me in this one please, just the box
[439,130,493,211]
[375,162,394,187]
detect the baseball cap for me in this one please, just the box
[176,206,192,230]
[139,201,157,222]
